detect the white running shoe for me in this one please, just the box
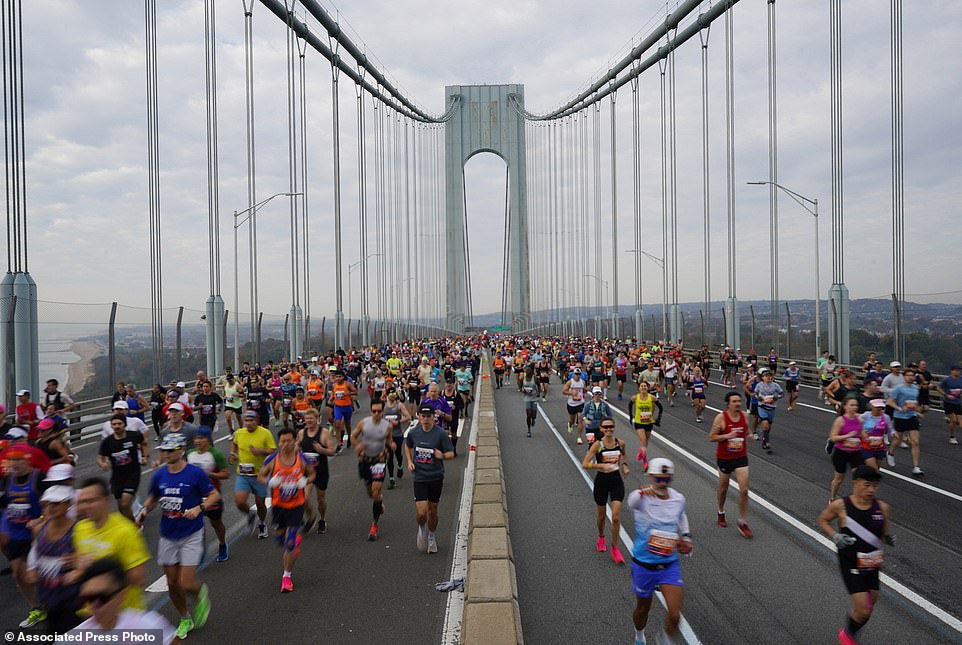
[911,466,924,476]
[885,453,896,467]
[416,525,428,553]
[900,441,909,449]
[427,533,438,554]
[949,437,959,445]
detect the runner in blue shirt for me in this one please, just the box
[885,368,923,476]
[783,361,801,411]
[937,365,962,445]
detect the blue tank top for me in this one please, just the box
[126,394,145,421]
[4,471,42,540]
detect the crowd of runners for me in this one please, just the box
[2,332,958,643]
[0,339,481,641]
[491,336,956,645]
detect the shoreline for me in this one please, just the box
[66,339,102,396]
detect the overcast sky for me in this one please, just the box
[15,0,962,326]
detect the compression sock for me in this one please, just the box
[846,615,867,635]
[373,500,383,522]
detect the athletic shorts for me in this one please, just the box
[590,373,603,383]
[785,381,798,392]
[945,402,962,416]
[633,422,654,433]
[691,392,705,400]
[918,389,930,405]
[839,561,880,594]
[893,416,920,432]
[615,373,627,382]
[413,479,444,503]
[631,559,684,598]
[110,477,139,499]
[566,403,585,416]
[750,402,759,416]
[358,458,387,483]
[665,376,676,385]
[333,404,354,424]
[861,449,887,463]
[832,449,865,474]
[592,474,625,505]
[3,538,31,561]
[225,405,242,415]
[204,505,224,522]
[717,455,748,474]
[235,474,267,498]
[408,390,423,405]
[271,505,304,531]
[524,401,538,412]
[758,406,776,422]
[821,378,832,388]
[157,529,204,567]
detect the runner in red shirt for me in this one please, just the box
[15,390,44,441]
[709,391,753,539]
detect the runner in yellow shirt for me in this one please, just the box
[229,411,276,539]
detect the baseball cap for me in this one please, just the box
[789,361,797,365]
[647,457,674,476]
[5,427,28,440]
[758,367,770,375]
[16,389,29,396]
[889,361,902,368]
[41,485,75,504]
[112,400,129,410]
[176,381,186,388]
[869,399,886,408]
[591,386,603,395]
[951,365,961,371]
[417,404,436,416]
[44,463,75,482]
[852,465,882,482]
[195,426,213,439]
[166,390,179,398]
[168,402,185,412]
[242,410,259,419]
[159,434,187,451]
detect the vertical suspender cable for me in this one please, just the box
[699,10,711,343]
[298,33,310,346]
[372,94,382,321]
[669,27,679,340]
[328,33,344,350]
[549,120,558,321]
[631,70,642,337]
[2,0,13,273]
[609,87,619,332]
[767,0,779,353]
[242,0,257,359]
[830,0,843,286]
[725,2,737,311]
[593,103,602,317]
[356,77,369,340]
[581,110,589,327]
[659,54,669,341]
[204,0,221,298]
[404,119,412,323]
[890,0,904,362]
[285,3,300,326]
[144,0,163,380]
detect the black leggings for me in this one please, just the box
[386,435,405,477]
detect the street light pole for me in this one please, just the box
[748,181,819,359]
[232,192,300,372]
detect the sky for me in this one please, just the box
[13,0,962,328]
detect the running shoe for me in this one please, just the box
[416,525,428,553]
[368,523,379,541]
[885,453,896,467]
[280,575,294,593]
[216,543,229,562]
[736,521,754,539]
[194,583,211,627]
[950,437,959,445]
[316,519,327,535]
[837,628,858,645]
[176,617,195,639]
[567,423,573,433]
[617,393,623,401]
[761,440,771,452]
[596,536,607,553]
[611,546,625,565]
[576,437,583,445]
[303,518,316,534]
[717,512,727,528]
[900,441,909,449]
[19,608,46,628]
[912,466,924,477]
[787,405,794,411]
[696,416,702,423]
[388,477,396,490]
[752,433,759,441]
[427,533,438,554]
[257,523,269,539]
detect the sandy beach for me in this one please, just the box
[66,339,102,396]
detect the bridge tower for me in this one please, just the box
[444,85,530,333]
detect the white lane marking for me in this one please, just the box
[537,405,704,645]
[608,406,962,635]
[696,400,962,504]
[441,358,485,645]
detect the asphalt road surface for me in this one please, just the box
[495,371,962,645]
[1,395,472,644]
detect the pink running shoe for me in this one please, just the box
[280,575,294,593]
[837,628,858,645]
[611,546,625,565]
[596,536,607,553]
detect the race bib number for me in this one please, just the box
[283,398,292,407]
[370,463,386,480]
[857,550,884,570]
[867,436,885,448]
[6,502,30,522]
[693,386,703,395]
[585,432,595,444]
[639,411,653,423]
[279,480,299,501]
[239,463,256,476]
[249,400,260,409]
[844,437,861,450]
[111,450,132,466]
[415,446,435,465]
[904,400,918,411]
[202,405,214,415]
[522,386,534,395]
[159,496,183,516]
[302,452,319,466]
[600,450,620,464]
[726,437,745,452]
[572,392,583,402]
[335,391,347,401]
[950,388,962,398]
[646,529,679,557]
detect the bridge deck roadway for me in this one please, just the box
[0,391,471,644]
[495,372,962,645]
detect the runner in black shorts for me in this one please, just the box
[582,421,629,564]
[818,466,893,645]
[296,409,334,534]
[406,404,455,554]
